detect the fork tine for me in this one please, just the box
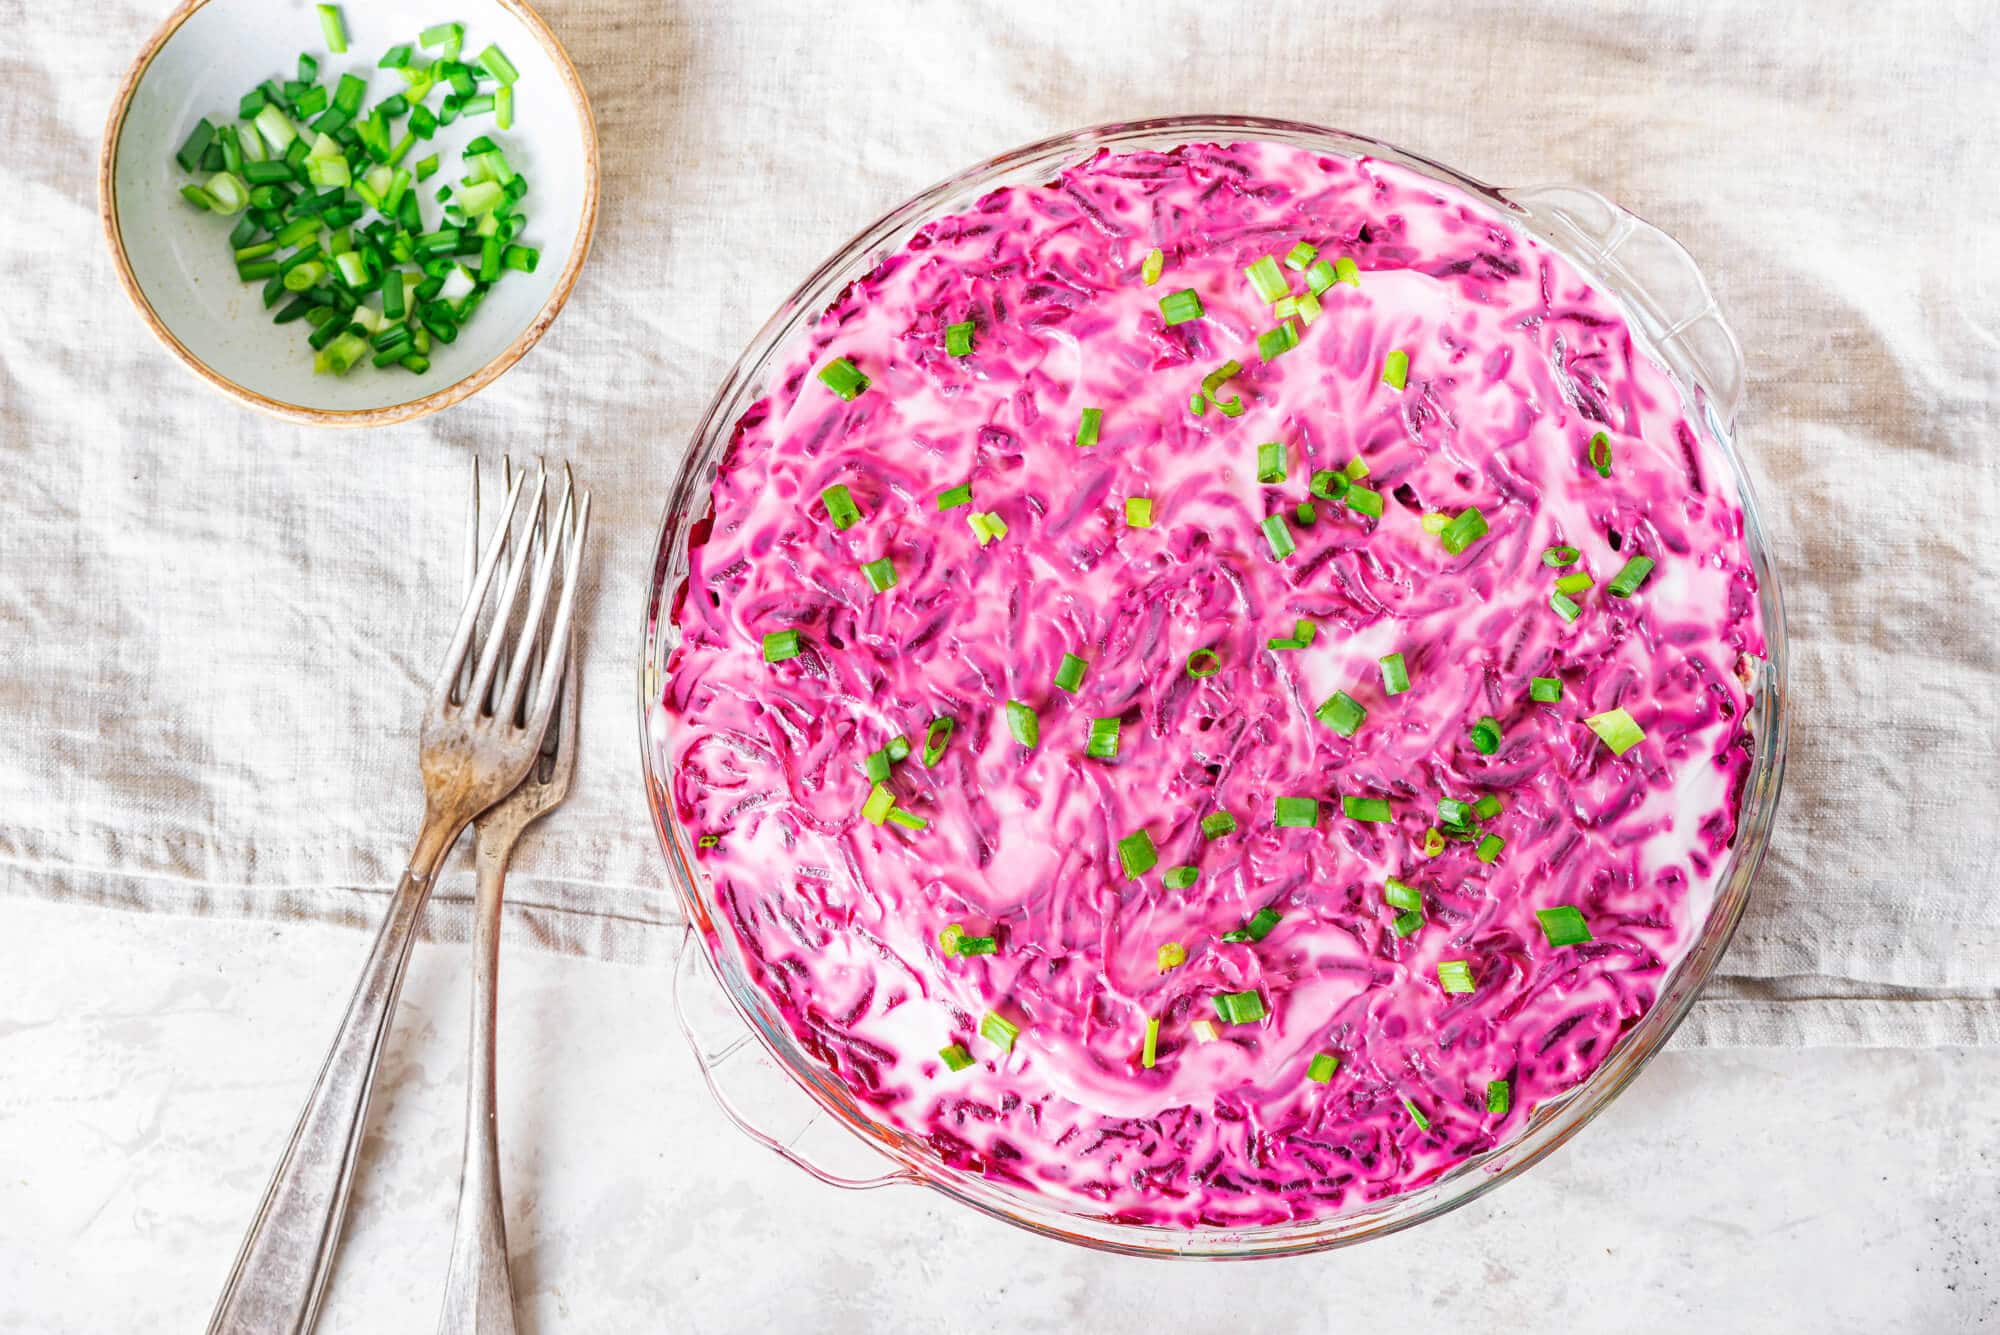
[466,464,548,714]
[493,475,574,726]
[525,491,592,733]
[435,466,527,702]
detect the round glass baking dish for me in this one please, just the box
[639,115,1789,1258]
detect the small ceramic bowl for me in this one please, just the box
[100,0,599,427]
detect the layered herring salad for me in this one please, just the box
[658,140,1763,1228]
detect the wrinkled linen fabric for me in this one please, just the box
[0,0,1994,1045]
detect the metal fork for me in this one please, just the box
[438,461,582,1335]
[208,463,594,1335]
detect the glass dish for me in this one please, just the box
[638,115,1789,1258]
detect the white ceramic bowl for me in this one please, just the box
[100,0,598,426]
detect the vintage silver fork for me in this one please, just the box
[208,463,594,1335]
[437,460,582,1335]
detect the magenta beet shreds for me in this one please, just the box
[660,141,1764,1228]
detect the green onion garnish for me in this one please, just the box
[1267,618,1316,651]
[316,3,348,53]
[939,924,965,955]
[1005,699,1039,748]
[938,1043,975,1072]
[1536,905,1594,946]
[1305,258,1336,294]
[1607,556,1656,597]
[1440,507,1488,555]
[1256,319,1300,361]
[1164,865,1199,890]
[1200,359,1242,408]
[1554,570,1594,596]
[1186,648,1222,678]
[1334,256,1361,287]
[1383,877,1422,912]
[861,557,897,593]
[1437,798,1475,830]
[1076,407,1103,448]
[922,716,956,766]
[1379,652,1410,695]
[944,321,975,357]
[1403,1098,1432,1132]
[937,483,973,511]
[1585,707,1645,755]
[1420,827,1445,857]
[1420,513,1449,534]
[1200,810,1237,838]
[1141,1016,1160,1069]
[762,629,801,663]
[1530,676,1563,703]
[1142,246,1164,285]
[1307,1052,1340,1083]
[1309,468,1348,501]
[1542,545,1581,567]
[1316,690,1366,737]
[1297,291,1323,325]
[1473,794,1501,820]
[1392,909,1425,937]
[1382,348,1409,391]
[696,833,720,849]
[1117,829,1158,878]
[1274,796,1319,828]
[861,783,895,826]
[1261,514,1296,560]
[1212,990,1267,1024]
[886,735,911,763]
[1189,392,1208,416]
[1157,941,1187,971]
[1346,485,1384,519]
[1159,288,1204,325]
[981,1011,1020,1053]
[1054,652,1087,693]
[1486,1079,1512,1115]
[1342,795,1393,823]
[1285,241,1318,272]
[954,934,996,954]
[1257,440,1287,484]
[816,357,869,400]
[1245,254,1288,302]
[1476,833,1505,863]
[1469,715,1502,755]
[1086,716,1121,761]
[1589,430,1613,478]
[968,511,1009,546]
[1125,497,1153,528]
[1295,500,1317,525]
[1551,591,1582,623]
[1221,907,1283,942]
[1437,960,1477,993]
[863,748,892,783]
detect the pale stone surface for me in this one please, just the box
[1,899,1991,1332]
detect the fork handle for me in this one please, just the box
[208,823,458,1335]
[437,834,520,1335]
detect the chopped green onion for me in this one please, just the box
[1530,676,1564,702]
[863,748,892,783]
[1076,407,1102,447]
[922,715,956,767]
[861,783,895,825]
[884,734,910,763]
[1554,570,1594,596]
[1551,591,1582,623]
[1421,827,1446,857]
[1159,288,1204,325]
[1199,359,1243,415]
[954,933,996,954]
[886,806,930,833]
[1476,833,1505,863]
[1437,960,1477,993]
[1285,241,1318,272]
[1185,648,1222,678]
[696,833,720,849]
[1403,1097,1432,1132]
[1473,794,1502,820]
[1245,254,1288,302]
[1345,458,1370,481]
[1157,941,1187,971]
[762,629,800,663]
[1054,652,1087,693]
[175,119,216,174]
[1342,794,1393,823]
[1125,497,1153,528]
[821,483,862,530]
[1273,296,1299,319]
[1543,545,1581,567]
[1487,1079,1512,1115]
[1379,652,1410,695]
[1316,690,1366,737]
[980,1011,1019,1053]
[316,3,348,54]
[937,483,973,510]
[1141,246,1164,285]
[944,321,974,357]
[1589,430,1613,478]
[1334,256,1361,287]
[1200,810,1237,838]
[1274,796,1319,828]
[1191,1020,1219,1044]
[1212,990,1267,1025]
[1005,699,1039,749]
[816,357,869,400]
[1117,828,1158,878]
[1141,1016,1160,1069]
[1256,440,1287,484]
[1420,513,1449,534]
[1256,319,1299,361]
[968,511,1008,546]
[1307,1052,1340,1083]
[1536,905,1594,946]
[1267,618,1316,651]
[1221,907,1282,942]
[860,557,897,593]
[1440,507,1489,555]
[1438,798,1476,830]
[1261,514,1296,560]
[1164,865,1199,890]
[1608,556,1656,597]
[1305,258,1336,294]
[420,21,464,50]
[1469,716,1503,755]
[1585,707,1645,755]
[1309,468,1348,501]
[1382,348,1409,391]
[1383,877,1422,912]
[1086,716,1121,761]
[1189,392,1208,416]
[1346,485,1383,519]
[477,43,519,86]
[1392,909,1425,937]
[939,1043,975,1072]
[1295,500,1317,525]
[1296,291,1323,325]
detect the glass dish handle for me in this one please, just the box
[673,929,918,1191]
[1497,184,1745,429]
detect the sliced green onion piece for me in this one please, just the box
[1190,1019,1219,1044]
[887,807,930,832]
[1403,1097,1432,1132]
[1256,319,1299,361]
[1075,406,1102,448]
[1086,716,1121,761]
[1345,458,1370,481]
[316,3,348,54]
[1437,798,1475,830]
[1487,1079,1512,1115]
[1267,618,1316,651]
[968,511,1008,546]
[944,321,974,357]
[1379,652,1410,695]
[1141,1016,1160,1069]
[1382,348,1409,391]
[1551,591,1582,623]
[1469,715,1503,755]
[1141,246,1164,285]
[1285,241,1318,272]
[175,119,215,173]
[477,43,520,86]
[821,483,862,530]
[1309,468,1348,501]
[937,483,973,511]
[1346,484,1384,519]
[1117,828,1158,879]
[420,20,463,49]
[939,1043,975,1072]
[862,748,892,783]
[1473,793,1502,820]
[1272,295,1299,320]
[1421,827,1446,857]
[1186,648,1222,678]
[1054,652,1087,693]
[1392,909,1425,938]
[1437,959,1477,993]
[1585,707,1646,755]
[1296,290,1323,325]
[1256,440,1287,484]
[1420,513,1449,534]
[1189,392,1208,416]
[861,783,895,826]
[1163,865,1199,890]
[816,357,869,400]
[1589,430,1613,478]
[1124,497,1153,528]
[981,1011,1020,1052]
[953,933,995,953]
[1536,905,1594,946]
[1305,258,1336,294]
[1383,877,1422,911]
[1316,690,1366,737]
[1224,907,1282,941]
[885,735,911,764]
[1476,834,1505,863]
[696,833,720,849]
[1542,545,1581,567]
[1004,699,1039,749]
[1260,514,1296,560]
[1307,1051,1340,1083]
[1245,254,1288,302]
[1159,288,1204,325]
[1295,500,1317,525]
[1343,795,1393,823]
[1157,941,1187,971]
[1212,990,1267,1025]
[1608,556,1656,597]
[922,716,956,767]
[1440,507,1489,555]
[860,557,897,593]
[762,629,801,663]
[1274,796,1319,828]
[1554,570,1594,596]
[1334,256,1361,287]
[1200,810,1237,838]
